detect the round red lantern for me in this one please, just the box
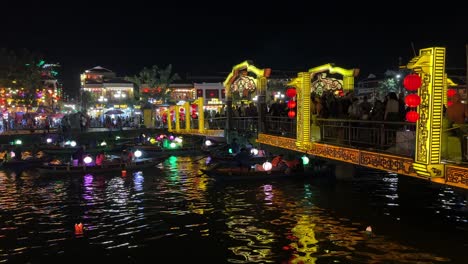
[179,107,185,112]
[191,113,197,119]
[191,104,197,109]
[287,100,296,109]
[405,94,421,107]
[447,89,457,97]
[447,101,454,107]
[403,74,422,91]
[406,110,419,122]
[286,88,297,98]
[288,110,296,119]
[143,88,150,93]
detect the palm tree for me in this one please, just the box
[157,64,181,103]
[125,64,180,105]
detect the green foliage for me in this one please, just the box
[0,48,44,93]
[125,64,180,104]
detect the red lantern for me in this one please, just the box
[403,74,422,91]
[288,110,296,119]
[286,88,297,98]
[287,100,296,109]
[447,89,457,97]
[405,94,421,107]
[143,88,149,93]
[406,110,419,122]
[191,113,197,119]
[179,107,184,112]
[191,104,197,109]
[447,101,454,107]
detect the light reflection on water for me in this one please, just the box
[0,159,466,263]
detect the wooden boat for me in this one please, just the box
[125,144,202,156]
[200,164,306,181]
[1,157,51,170]
[36,157,167,176]
[41,144,123,155]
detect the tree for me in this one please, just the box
[0,48,45,108]
[125,64,180,105]
[81,91,94,112]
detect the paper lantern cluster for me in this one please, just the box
[191,103,197,119]
[286,88,297,119]
[447,89,457,107]
[403,74,422,122]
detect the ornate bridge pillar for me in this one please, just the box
[407,47,446,178]
[295,72,312,149]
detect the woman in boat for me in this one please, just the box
[234,147,252,171]
[254,154,287,172]
[95,151,106,166]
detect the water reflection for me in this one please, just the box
[0,160,466,263]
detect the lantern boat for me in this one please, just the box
[199,162,306,181]
[36,156,167,176]
[41,144,124,155]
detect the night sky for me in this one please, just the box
[3,2,467,95]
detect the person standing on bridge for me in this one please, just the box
[446,93,468,162]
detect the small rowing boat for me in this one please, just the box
[36,157,167,176]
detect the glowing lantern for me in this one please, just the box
[287,100,296,109]
[403,74,422,91]
[262,161,273,171]
[288,110,296,119]
[143,88,149,93]
[83,156,93,164]
[404,94,421,107]
[286,88,297,98]
[447,89,457,97]
[250,148,259,155]
[406,111,419,122]
[447,101,454,107]
[134,150,142,158]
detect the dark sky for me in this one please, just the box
[3,2,467,94]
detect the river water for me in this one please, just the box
[0,155,467,263]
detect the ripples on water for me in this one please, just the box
[0,156,467,263]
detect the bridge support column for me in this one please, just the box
[333,162,355,180]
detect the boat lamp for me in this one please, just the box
[250,148,258,156]
[83,156,93,164]
[134,150,142,158]
[262,161,272,171]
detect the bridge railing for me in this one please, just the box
[188,115,418,157]
[316,118,416,157]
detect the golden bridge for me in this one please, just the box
[167,47,468,190]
